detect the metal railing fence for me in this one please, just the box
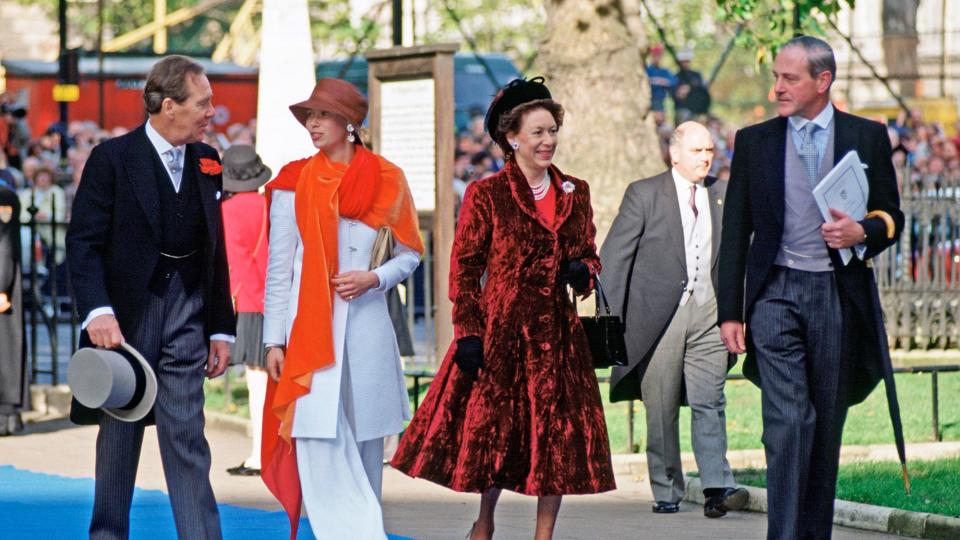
[405,364,960,453]
[20,169,960,393]
[874,169,960,350]
[20,192,78,385]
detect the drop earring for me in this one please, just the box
[346,123,356,143]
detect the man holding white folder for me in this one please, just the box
[717,36,904,540]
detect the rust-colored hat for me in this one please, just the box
[289,78,368,128]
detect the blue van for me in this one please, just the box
[316,53,521,132]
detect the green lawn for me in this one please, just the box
[733,456,960,517]
[599,364,960,454]
[204,368,250,418]
[206,364,960,455]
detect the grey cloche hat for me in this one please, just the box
[68,342,157,423]
[222,144,272,193]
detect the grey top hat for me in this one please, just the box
[222,144,272,193]
[68,342,157,423]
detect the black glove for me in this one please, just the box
[560,260,591,294]
[453,335,483,377]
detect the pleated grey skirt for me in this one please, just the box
[230,312,267,368]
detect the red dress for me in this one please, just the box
[391,160,615,496]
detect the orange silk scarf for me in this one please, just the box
[261,145,423,540]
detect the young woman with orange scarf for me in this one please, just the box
[260,78,423,540]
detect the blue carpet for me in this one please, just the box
[0,465,412,539]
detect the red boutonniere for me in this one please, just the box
[199,158,223,175]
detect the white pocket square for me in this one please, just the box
[215,191,222,200]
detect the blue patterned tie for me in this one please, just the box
[165,147,183,176]
[799,122,819,187]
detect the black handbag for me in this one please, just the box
[576,275,628,369]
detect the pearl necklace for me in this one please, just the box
[531,172,551,201]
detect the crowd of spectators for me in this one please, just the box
[452,115,505,212]
[452,105,960,205]
[448,108,741,210]
[886,109,960,195]
[4,89,958,266]
[1,91,257,207]
[0,90,258,288]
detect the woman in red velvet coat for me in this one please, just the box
[392,78,615,540]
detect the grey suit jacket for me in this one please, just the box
[599,170,730,402]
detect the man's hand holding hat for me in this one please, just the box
[87,314,125,349]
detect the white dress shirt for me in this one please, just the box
[145,119,186,193]
[82,122,233,343]
[788,101,834,172]
[672,168,713,307]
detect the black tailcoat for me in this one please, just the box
[718,109,904,407]
[66,124,234,424]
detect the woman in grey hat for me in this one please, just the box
[219,144,272,476]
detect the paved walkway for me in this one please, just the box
[0,413,911,540]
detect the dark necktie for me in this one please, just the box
[688,184,698,219]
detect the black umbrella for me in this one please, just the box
[880,363,910,494]
[870,291,910,494]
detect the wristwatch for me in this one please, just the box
[264,344,284,354]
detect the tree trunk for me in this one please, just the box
[882,0,920,98]
[538,0,663,247]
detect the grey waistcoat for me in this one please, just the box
[773,122,836,272]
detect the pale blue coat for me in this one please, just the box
[262,189,419,442]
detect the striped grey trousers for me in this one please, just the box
[749,267,849,540]
[89,271,221,540]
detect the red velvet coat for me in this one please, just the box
[391,160,615,496]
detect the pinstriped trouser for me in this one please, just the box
[89,271,221,540]
[749,267,849,540]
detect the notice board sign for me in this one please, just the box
[366,43,458,362]
[378,78,437,211]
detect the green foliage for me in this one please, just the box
[19,0,379,58]
[641,0,777,123]
[19,0,240,53]
[427,0,545,74]
[307,0,382,59]
[714,0,852,63]
[735,457,960,517]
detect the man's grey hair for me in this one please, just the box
[783,35,836,87]
[143,55,206,115]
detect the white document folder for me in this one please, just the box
[812,150,870,265]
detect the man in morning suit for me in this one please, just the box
[717,36,903,540]
[66,55,235,540]
[601,121,748,518]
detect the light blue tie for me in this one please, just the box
[799,122,819,187]
[165,147,183,176]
